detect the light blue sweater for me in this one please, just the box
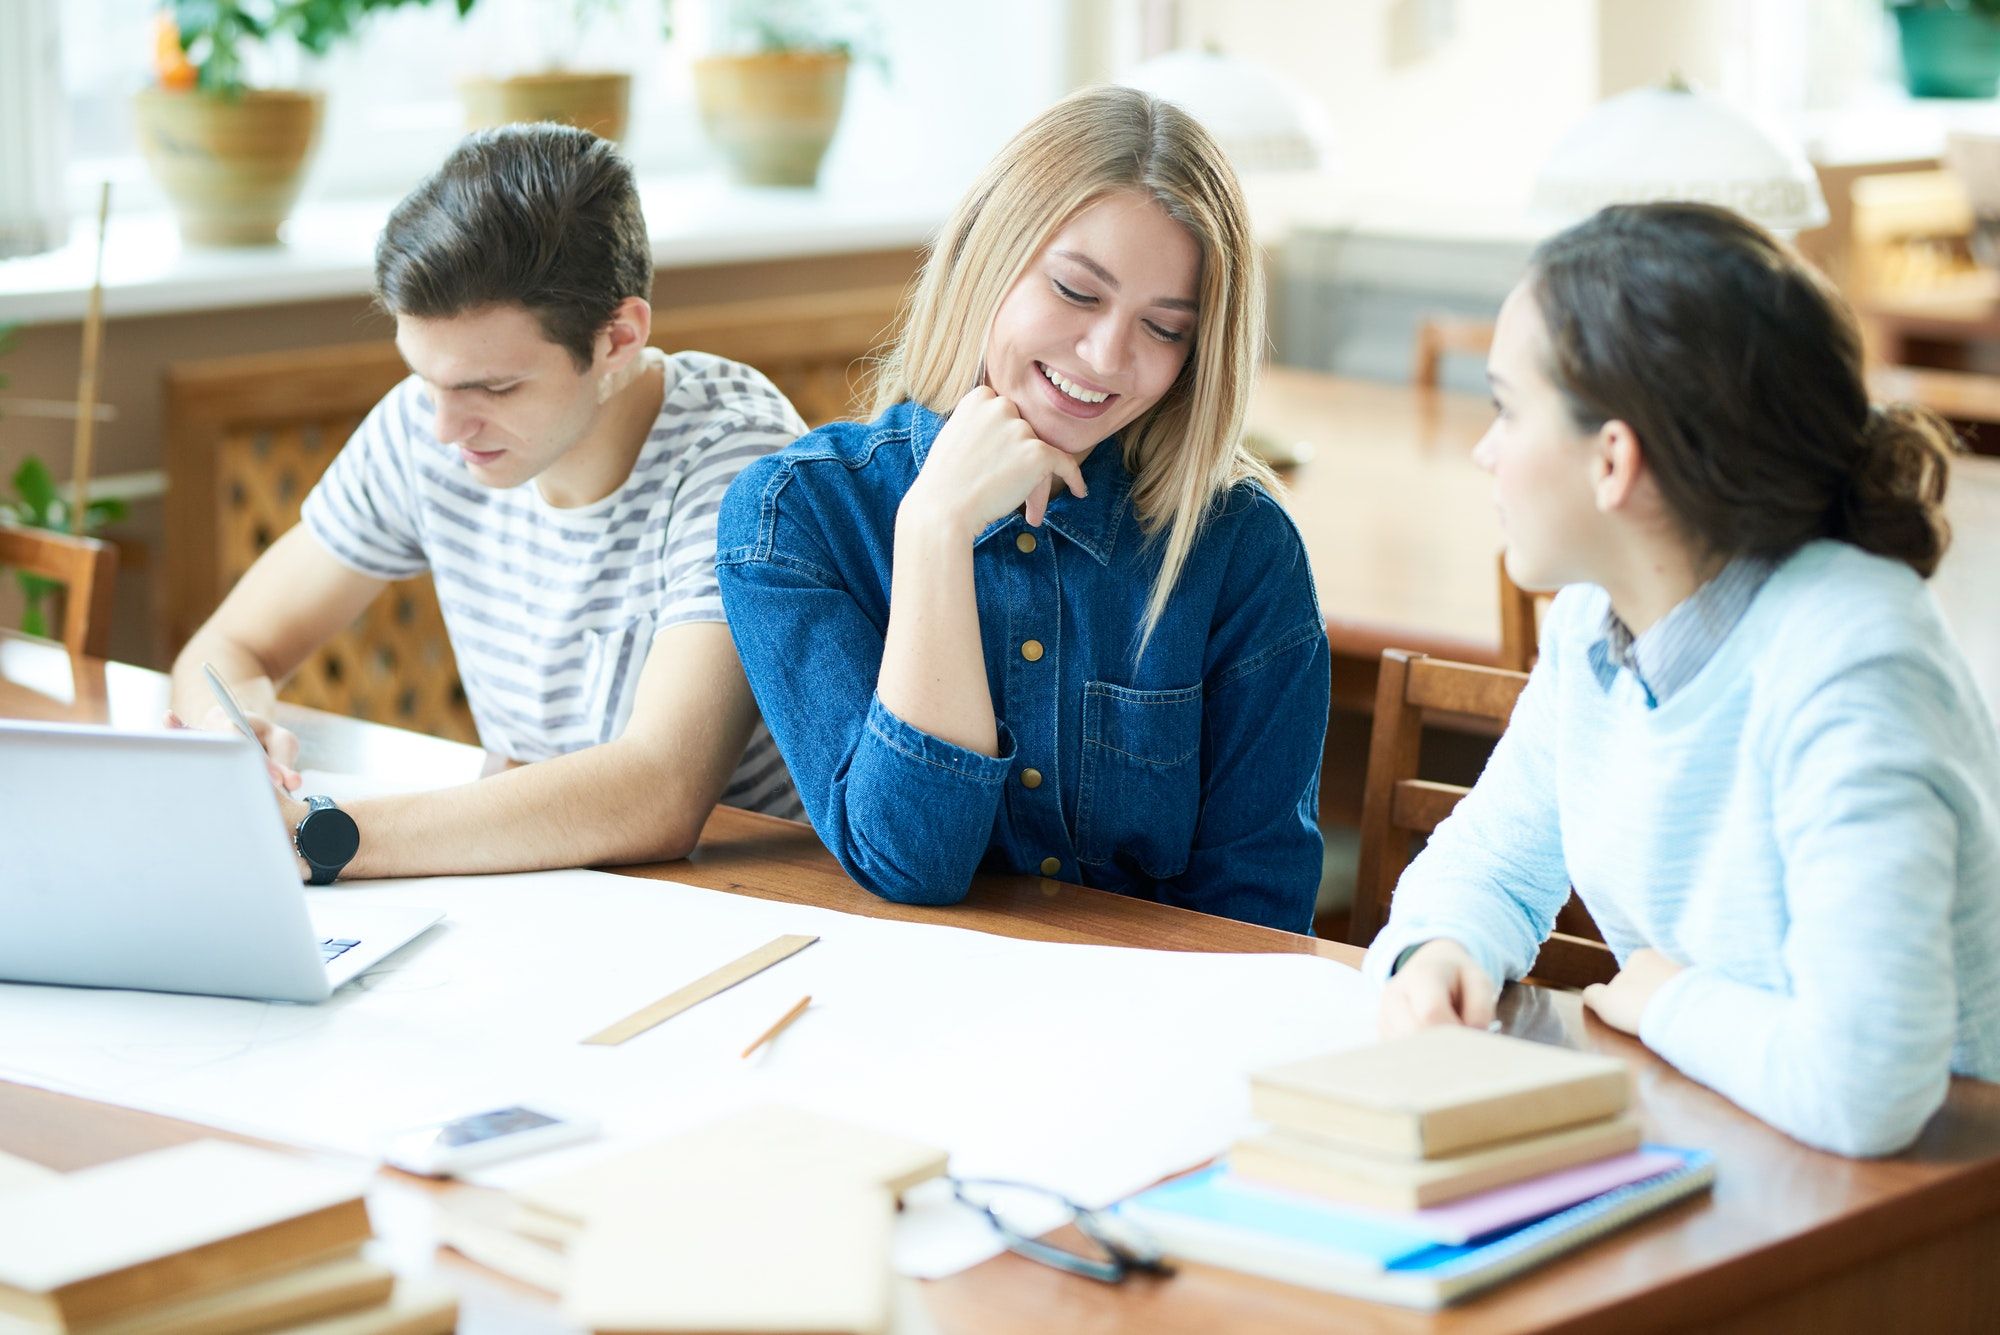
[1363,541,2000,1156]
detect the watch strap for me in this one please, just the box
[296,795,353,885]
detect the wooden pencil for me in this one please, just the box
[740,995,812,1059]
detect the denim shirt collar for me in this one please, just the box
[907,401,1133,566]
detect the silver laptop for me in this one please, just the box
[0,720,442,1003]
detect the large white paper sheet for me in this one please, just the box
[0,847,1375,1278]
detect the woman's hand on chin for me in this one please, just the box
[902,386,1088,540]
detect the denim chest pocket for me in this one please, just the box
[1075,681,1203,879]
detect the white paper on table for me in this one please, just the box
[0,776,1378,1278]
[303,768,459,802]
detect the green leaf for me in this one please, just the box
[17,569,57,641]
[170,0,473,93]
[84,497,128,528]
[12,457,58,518]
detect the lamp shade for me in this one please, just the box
[1120,49,1330,174]
[1531,86,1828,233]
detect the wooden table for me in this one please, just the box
[5,633,2000,1333]
[1252,369,1506,675]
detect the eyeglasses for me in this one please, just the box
[948,1176,1175,1283]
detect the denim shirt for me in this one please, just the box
[715,399,1330,932]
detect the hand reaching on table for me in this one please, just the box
[1379,939,1498,1038]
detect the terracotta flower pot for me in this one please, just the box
[693,51,851,187]
[459,71,632,143]
[131,88,323,246]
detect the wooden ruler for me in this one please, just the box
[583,934,819,1046]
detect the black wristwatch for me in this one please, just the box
[294,796,361,885]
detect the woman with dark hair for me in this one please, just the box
[1365,202,2000,1157]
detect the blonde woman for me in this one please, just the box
[715,87,1330,930]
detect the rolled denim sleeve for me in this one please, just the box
[717,470,1011,906]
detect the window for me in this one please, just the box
[58,0,1074,221]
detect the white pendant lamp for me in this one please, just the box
[1119,48,1330,175]
[1532,83,1828,234]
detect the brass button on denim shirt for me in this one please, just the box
[715,399,1331,932]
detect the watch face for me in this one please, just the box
[299,806,360,869]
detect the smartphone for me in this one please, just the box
[381,1105,599,1177]
[201,661,266,751]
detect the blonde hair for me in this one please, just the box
[869,85,1276,645]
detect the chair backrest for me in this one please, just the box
[1496,553,1547,672]
[0,524,118,659]
[165,284,909,744]
[1351,649,1615,989]
[1411,315,1497,391]
[1848,169,1977,302]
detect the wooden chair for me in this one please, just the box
[165,285,909,744]
[1797,155,1940,299]
[1847,169,1978,304]
[0,524,118,659]
[1350,649,1615,989]
[1411,315,1496,390]
[1496,553,1546,672]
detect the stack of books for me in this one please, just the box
[1118,1028,1715,1308]
[434,1104,947,1335]
[1241,1025,1643,1210]
[0,1141,457,1335]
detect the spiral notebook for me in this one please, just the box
[1114,1147,1715,1309]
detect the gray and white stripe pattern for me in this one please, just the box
[301,348,806,819]
[1595,555,1776,706]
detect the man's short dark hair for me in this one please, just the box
[375,124,651,370]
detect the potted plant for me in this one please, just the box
[0,458,126,641]
[0,325,126,638]
[138,0,469,245]
[457,0,643,144]
[692,0,879,187]
[1888,1,2000,98]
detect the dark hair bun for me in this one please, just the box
[1843,404,1957,579]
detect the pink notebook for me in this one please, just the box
[1322,1148,1688,1245]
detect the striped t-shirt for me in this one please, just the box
[301,348,805,819]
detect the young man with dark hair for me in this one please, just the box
[170,124,803,882]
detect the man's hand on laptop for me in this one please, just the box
[163,707,303,791]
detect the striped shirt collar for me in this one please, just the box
[1589,555,1776,706]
